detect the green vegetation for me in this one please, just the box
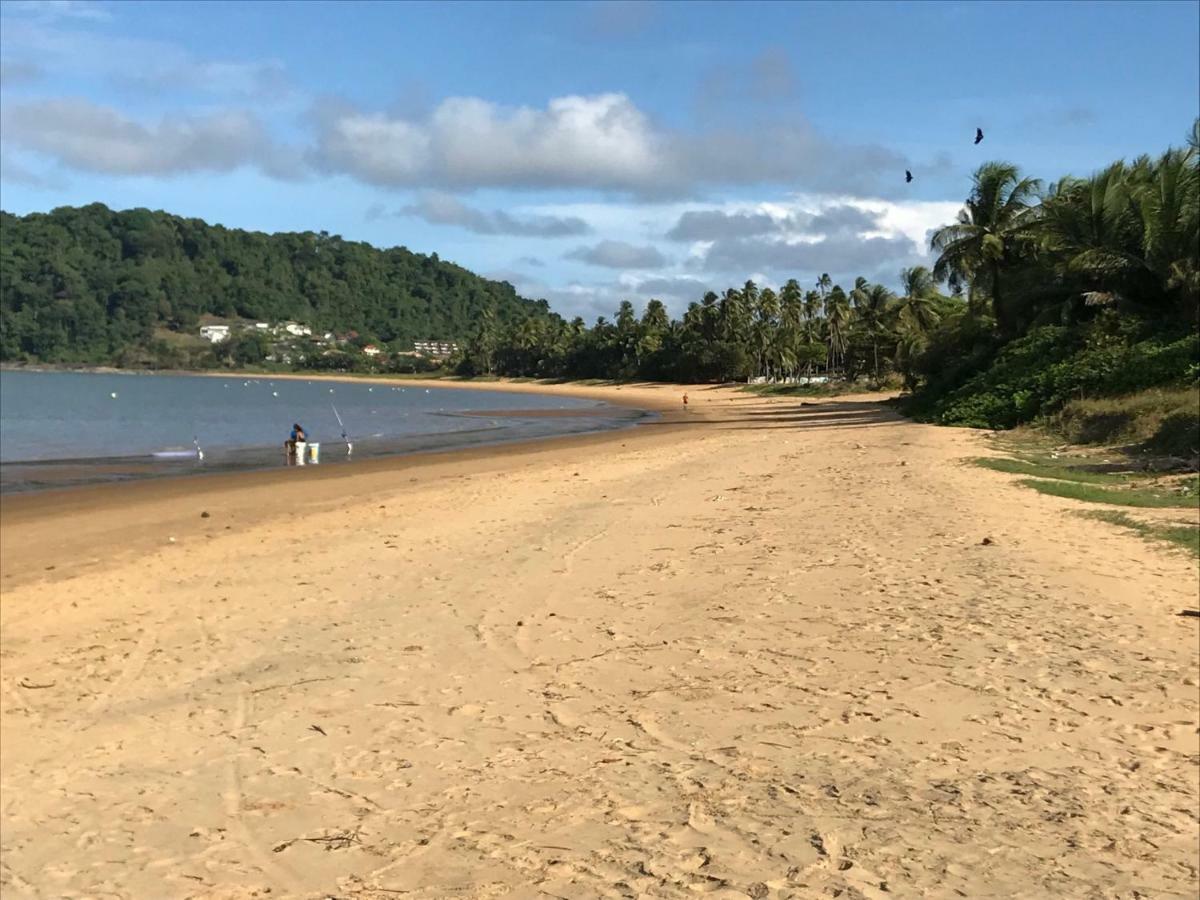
[454,274,964,383]
[974,441,1198,504]
[902,123,1198,441]
[1079,510,1200,558]
[1054,387,1199,456]
[972,456,1135,484]
[1017,476,1198,508]
[0,203,552,367]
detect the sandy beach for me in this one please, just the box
[1,381,1197,899]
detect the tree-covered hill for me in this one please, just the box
[0,203,552,364]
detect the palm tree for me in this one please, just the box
[855,283,895,383]
[718,287,748,344]
[700,290,720,341]
[802,289,822,322]
[931,161,1042,333]
[816,273,832,301]
[1039,146,1198,318]
[781,279,804,331]
[825,285,850,375]
[641,298,670,333]
[798,317,825,375]
[896,266,941,335]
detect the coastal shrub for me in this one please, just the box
[908,323,1198,429]
[1057,387,1200,450]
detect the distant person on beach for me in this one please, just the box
[682,392,689,411]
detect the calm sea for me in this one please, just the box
[0,370,640,492]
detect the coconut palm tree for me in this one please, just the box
[855,283,896,383]
[802,289,822,321]
[641,298,670,333]
[1039,146,1198,318]
[825,285,850,375]
[930,161,1042,334]
[895,266,942,335]
[718,287,748,344]
[781,279,804,330]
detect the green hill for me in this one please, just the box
[0,203,551,366]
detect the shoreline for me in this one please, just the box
[0,379,699,588]
[0,370,677,496]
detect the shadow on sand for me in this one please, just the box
[643,398,903,432]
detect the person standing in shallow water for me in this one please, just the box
[682,393,689,411]
[285,422,307,460]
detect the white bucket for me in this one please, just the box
[308,442,320,464]
[294,441,307,466]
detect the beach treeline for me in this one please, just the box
[458,123,1197,451]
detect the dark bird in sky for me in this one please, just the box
[905,170,913,183]
[975,127,984,145]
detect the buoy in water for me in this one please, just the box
[110,392,118,398]
[272,391,279,397]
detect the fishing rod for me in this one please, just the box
[331,403,352,456]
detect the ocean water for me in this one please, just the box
[0,370,640,491]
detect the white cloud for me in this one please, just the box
[316,93,665,192]
[3,1,110,22]
[0,98,303,178]
[0,19,292,100]
[399,191,591,236]
[0,148,67,188]
[565,239,668,269]
[313,92,907,196]
[616,273,715,306]
[532,193,962,300]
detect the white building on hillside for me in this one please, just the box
[413,340,459,357]
[283,322,312,337]
[199,325,231,343]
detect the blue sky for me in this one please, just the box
[2,0,1197,320]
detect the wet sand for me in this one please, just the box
[1,380,1197,899]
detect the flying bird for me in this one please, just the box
[905,170,913,183]
[975,127,984,145]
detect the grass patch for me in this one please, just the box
[1018,476,1199,508]
[973,456,1136,484]
[1079,510,1200,558]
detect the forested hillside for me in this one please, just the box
[0,203,551,364]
